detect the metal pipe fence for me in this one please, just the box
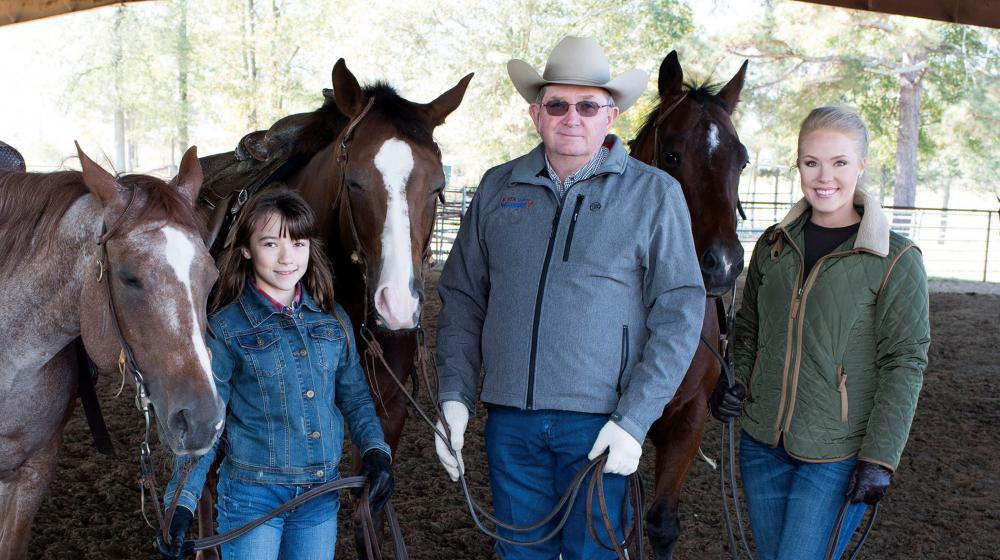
[430,187,1000,283]
[740,201,999,282]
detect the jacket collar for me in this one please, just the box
[238,279,323,327]
[777,188,890,257]
[510,134,629,188]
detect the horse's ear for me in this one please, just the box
[75,141,123,210]
[424,73,474,127]
[658,51,683,98]
[331,58,366,117]
[717,60,749,114]
[174,146,203,205]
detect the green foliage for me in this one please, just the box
[15,0,999,205]
[724,1,1000,202]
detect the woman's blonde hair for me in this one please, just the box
[797,106,870,164]
[212,188,335,314]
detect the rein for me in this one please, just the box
[332,98,643,558]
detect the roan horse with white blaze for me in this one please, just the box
[195,59,472,555]
[629,51,748,559]
[0,146,225,559]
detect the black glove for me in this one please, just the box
[846,461,892,505]
[155,506,194,559]
[354,448,394,514]
[709,378,746,422]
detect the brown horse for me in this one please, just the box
[0,145,225,559]
[195,59,471,554]
[629,51,748,559]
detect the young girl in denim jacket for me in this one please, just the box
[159,189,393,560]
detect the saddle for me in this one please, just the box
[198,88,339,254]
[0,139,26,171]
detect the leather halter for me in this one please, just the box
[649,93,688,166]
[648,93,748,221]
[330,97,391,340]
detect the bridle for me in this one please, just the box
[331,97,645,558]
[92,187,168,536]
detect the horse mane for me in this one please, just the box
[274,82,436,177]
[0,170,202,273]
[630,80,729,163]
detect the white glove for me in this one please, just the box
[587,420,642,475]
[434,400,469,482]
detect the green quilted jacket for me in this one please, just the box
[733,190,930,471]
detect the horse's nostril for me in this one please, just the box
[701,251,720,270]
[170,408,191,441]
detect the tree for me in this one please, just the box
[726,1,1000,206]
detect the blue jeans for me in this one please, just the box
[739,431,868,560]
[216,469,340,560]
[485,407,630,560]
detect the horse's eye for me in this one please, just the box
[118,271,143,289]
[347,180,363,190]
[662,152,681,167]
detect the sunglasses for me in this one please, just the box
[538,100,614,117]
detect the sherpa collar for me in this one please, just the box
[777,189,890,257]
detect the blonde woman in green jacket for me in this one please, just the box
[710,106,930,560]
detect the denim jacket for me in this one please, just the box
[164,281,390,513]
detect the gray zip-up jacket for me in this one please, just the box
[436,136,705,442]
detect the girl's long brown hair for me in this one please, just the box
[212,188,335,314]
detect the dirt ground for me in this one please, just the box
[28,277,1000,559]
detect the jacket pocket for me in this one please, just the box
[308,321,346,372]
[837,364,848,423]
[616,325,630,395]
[561,194,586,262]
[236,329,283,377]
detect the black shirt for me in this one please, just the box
[802,220,861,279]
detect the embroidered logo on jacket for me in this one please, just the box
[500,196,533,210]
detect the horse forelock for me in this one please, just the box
[363,83,436,146]
[631,81,733,162]
[115,174,204,239]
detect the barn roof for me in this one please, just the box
[793,0,1000,29]
[0,1,148,26]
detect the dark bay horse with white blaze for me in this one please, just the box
[0,146,225,559]
[629,51,749,559]
[196,59,472,554]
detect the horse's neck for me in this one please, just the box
[0,196,100,373]
[289,143,341,228]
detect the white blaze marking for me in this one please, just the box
[162,226,218,398]
[707,123,720,156]
[373,138,418,329]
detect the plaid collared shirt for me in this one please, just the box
[544,145,610,199]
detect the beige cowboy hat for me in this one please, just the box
[507,36,649,112]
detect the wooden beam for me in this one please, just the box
[0,1,150,26]
[794,0,1000,29]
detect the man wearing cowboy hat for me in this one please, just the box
[435,36,705,558]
